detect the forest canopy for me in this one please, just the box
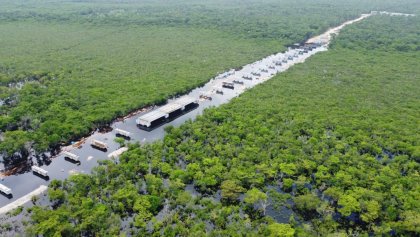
[24,13,420,236]
[0,0,419,161]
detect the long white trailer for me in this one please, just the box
[136,96,198,127]
[158,103,183,115]
[136,110,167,127]
[173,96,197,110]
[32,165,48,177]
[0,183,12,195]
[63,151,80,162]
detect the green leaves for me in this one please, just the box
[114,137,126,147]
[0,130,31,157]
[293,193,321,212]
[360,200,380,223]
[279,163,297,177]
[220,180,245,202]
[332,15,419,52]
[0,20,280,160]
[338,195,360,217]
[244,188,269,215]
[19,3,420,236]
[244,188,267,205]
[267,223,295,237]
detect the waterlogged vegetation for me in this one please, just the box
[0,23,282,162]
[1,0,419,163]
[24,14,420,236]
[0,23,279,158]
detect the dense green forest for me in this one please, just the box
[24,14,420,236]
[1,0,419,161]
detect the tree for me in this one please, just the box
[48,188,66,205]
[279,163,297,177]
[145,174,163,196]
[221,180,245,203]
[244,188,269,215]
[30,207,74,236]
[282,178,294,191]
[176,191,193,206]
[394,210,420,233]
[338,194,360,217]
[294,193,321,212]
[133,196,153,229]
[114,137,126,147]
[361,200,380,222]
[0,130,31,159]
[267,223,295,237]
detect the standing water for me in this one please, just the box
[0,11,413,210]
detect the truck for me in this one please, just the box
[63,151,80,162]
[115,128,131,138]
[32,166,48,177]
[0,183,12,195]
[222,82,235,89]
[91,139,108,150]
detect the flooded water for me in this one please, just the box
[3,11,413,208]
[264,185,295,223]
[0,44,326,207]
[0,80,38,108]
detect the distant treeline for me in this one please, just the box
[1,0,419,42]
